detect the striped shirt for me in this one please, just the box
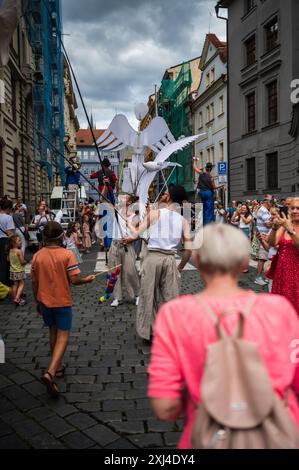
[31,246,80,307]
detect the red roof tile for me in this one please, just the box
[76,129,106,147]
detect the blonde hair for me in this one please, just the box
[193,223,250,275]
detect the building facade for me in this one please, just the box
[217,0,299,200]
[76,129,119,202]
[192,34,227,204]
[26,0,65,191]
[64,58,80,167]
[158,57,201,193]
[0,13,50,218]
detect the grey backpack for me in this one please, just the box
[191,294,299,449]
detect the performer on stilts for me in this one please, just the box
[125,185,192,343]
[193,161,223,225]
[102,184,140,307]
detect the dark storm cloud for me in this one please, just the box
[62,0,226,128]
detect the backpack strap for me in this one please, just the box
[195,295,226,339]
[196,293,258,340]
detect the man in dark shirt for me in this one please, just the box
[193,161,223,225]
[90,158,118,205]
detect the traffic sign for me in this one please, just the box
[218,175,227,184]
[218,162,227,175]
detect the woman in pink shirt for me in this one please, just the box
[148,224,299,449]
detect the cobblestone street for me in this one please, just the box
[0,247,266,449]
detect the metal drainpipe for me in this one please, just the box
[215,4,230,204]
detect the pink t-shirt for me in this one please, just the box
[148,291,299,449]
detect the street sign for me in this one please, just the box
[218,162,227,175]
[218,175,227,184]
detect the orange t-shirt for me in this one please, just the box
[31,246,81,307]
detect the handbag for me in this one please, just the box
[14,219,30,241]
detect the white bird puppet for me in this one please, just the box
[96,104,177,193]
[136,134,202,218]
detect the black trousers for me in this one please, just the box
[0,238,11,285]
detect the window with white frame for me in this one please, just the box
[207,147,210,163]
[199,150,204,167]
[210,103,214,121]
[206,72,210,89]
[210,68,215,84]
[206,105,210,123]
[210,146,215,164]
[219,96,224,115]
[198,112,203,129]
[219,141,224,162]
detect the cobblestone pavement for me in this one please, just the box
[0,246,266,449]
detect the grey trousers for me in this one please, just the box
[136,250,180,340]
[108,240,140,301]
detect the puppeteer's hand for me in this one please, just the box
[85,275,96,283]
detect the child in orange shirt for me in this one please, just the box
[32,221,95,397]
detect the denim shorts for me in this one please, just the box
[40,304,72,331]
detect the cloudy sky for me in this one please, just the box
[62,0,226,129]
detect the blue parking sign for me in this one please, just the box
[218,162,227,175]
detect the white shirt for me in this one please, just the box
[239,215,252,229]
[0,213,15,239]
[112,212,135,240]
[256,206,271,233]
[34,214,50,231]
[148,208,184,252]
[215,208,226,224]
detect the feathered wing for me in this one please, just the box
[137,134,200,218]
[154,134,200,164]
[137,171,158,219]
[140,116,175,152]
[96,114,138,151]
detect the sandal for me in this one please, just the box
[55,365,66,378]
[41,371,59,397]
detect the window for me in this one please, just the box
[11,73,17,123]
[207,147,210,163]
[219,96,224,115]
[83,151,89,159]
[265,17,278,52]
[267,152,278,189]
[206,72,210,89]
[246,92,256,132]
[219,142,224,162]
[198,112,203,129]
[267,80,278,125]
[199,151,204,167]
[210,103,214,121]
[245,0,255,13]
[246,157,256,190]
[206,105,210,123]
[245,35,256,66]
[210,68,215,84]
[210,146,215,164]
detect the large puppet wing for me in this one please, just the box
[96,114,138,152]
[154,134,200,164]
[137,134,200,218]
[140,117,175,152]
[137,171,158,219]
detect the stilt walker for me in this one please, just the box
[103,188,140,308]
[125,185,192,341]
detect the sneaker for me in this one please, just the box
[135,296,139,306]
[111,299,122,307]
[254,277,267,286]
[14,298,26,306]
